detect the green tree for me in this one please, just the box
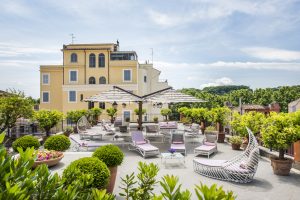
[34,110,64,137]
[160,108,172,121]
[106,108,117,123]
[0,92,33,135]
[66,110,87,126]
[210,107,231,133]
[134,108,146,116]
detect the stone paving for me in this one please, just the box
[51,135,300,200]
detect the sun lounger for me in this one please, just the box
[193,128,259,183]
[194,134,218,158]
[170,131,186,155]
[70,135,111,151]
[128,131,160,158]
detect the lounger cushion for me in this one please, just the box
[195,145,216,151]
[204,142,215,146]
[137,143,159,151]
[173,141,183,144]
[171,143,185,150]
[136,141,146,145]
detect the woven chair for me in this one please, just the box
[171,131,186,155]
[77,116,102,140]
[193,128,259,183]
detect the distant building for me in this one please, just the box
[39,42,169,121]
[288,98,300,113]
[232,102,280,115]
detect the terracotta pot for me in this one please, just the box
[217,133,225,143]
[294,140,300,162]
[231,143,241,150]
[106,166,117,193]
[270,157,293,176]
[33,154,64,168]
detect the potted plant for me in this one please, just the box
[191,108,208,134]
[153,117,158,123]
[92,145,124,193]
[66,110,87,133]
[106,108,117,123]
[134,108,146,123]
[261,112,300,175]
[160,108,172,122]
[205,126,218,135]
[229,136,242,150]
[88,108,102,125]
[210,107,231,143]
[63,126,73,137]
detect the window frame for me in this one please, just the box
[71,53,78,63]
[69,70,78,83]
[99,102,105,109]
[68,90,77,103]
[98,53,105,68]
[123,69,132,82]
[144,75,147,83]
[123,110,131,122]
[42,73,50,85]
[42,91,50,103]
[89,76,96,84]
[99,76,107,84]
[89,53,96,68]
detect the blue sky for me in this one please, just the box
[0,0,300,98]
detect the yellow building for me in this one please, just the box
[40,42,169,121]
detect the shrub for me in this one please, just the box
[93,145,124,167]
[34,110,64,136]
[134,108,146,116]
[12,135,40,152]
[229,136,243,145]
[44,135,71,151]
[63,157,110,189]
[153,117,158,123]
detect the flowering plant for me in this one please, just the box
[34,150,63,162]
[168,148,176,154]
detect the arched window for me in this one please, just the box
[71,53,77,63]
[89,77,96,84]
[99,76,106,84]
[89,53,96,67]
[98,53,105,67]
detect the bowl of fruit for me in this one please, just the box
[33,150,64,168]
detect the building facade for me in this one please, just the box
[288,98,300,113]
[40,42,169,121]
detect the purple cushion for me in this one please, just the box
[136,141,146,145]
[204,142,215,146]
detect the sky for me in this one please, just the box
[0,0,300,98]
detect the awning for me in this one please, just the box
[147,89,206,103]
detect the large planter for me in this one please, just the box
[106,166,118,193]
[33,153,64,168]
[294,140,300,162]
[270,157,293,176]
[231,143,241,150]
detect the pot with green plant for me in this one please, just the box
[229,136,242,150]
[93,144,124,193]
[191,108,208,134]
[261,112,300,175]
[210,107,231,143]
[205,126,218,135]
[153,116,158,123]
[106,108,117,123]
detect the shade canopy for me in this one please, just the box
[84,87,206,103]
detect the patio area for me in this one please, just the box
[51,132,300,200]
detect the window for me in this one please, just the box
[99,76,106,84]
[71,53,77,63]
[88,102,94,109]
[42,73,50,85]
[144,76,147,83]
[42,92,49,103]
[123,69,132,82]
[98,53,105,67]
[89,77,96,84]
[69,91,76,102]
[89,53,96,67]
[99,102,105,109]
[69,70,77,82]
[123,111,131,122]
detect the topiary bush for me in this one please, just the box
[44,135,71,151]
[92,144,124,167]
[12,135,40,152]
[63,157,110,189]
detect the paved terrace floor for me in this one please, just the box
[52,133,300,200]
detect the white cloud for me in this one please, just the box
[242,47,300,61]
[147,0,283,27]
[0,43,58,57]
[200,77,233,89]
